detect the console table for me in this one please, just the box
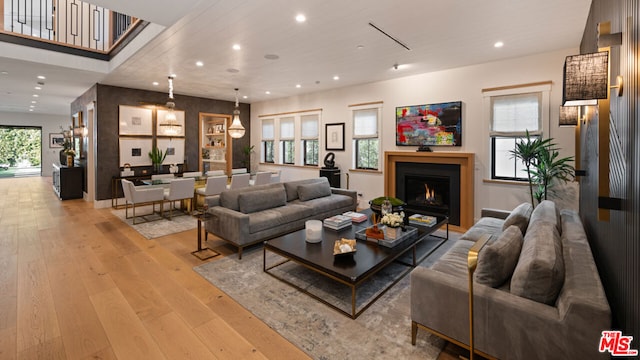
[52,164,83,200]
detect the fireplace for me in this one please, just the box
[395,163,461,226]
[384,151,474,231]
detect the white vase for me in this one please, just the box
[385,226,402,239]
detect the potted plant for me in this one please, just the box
[510,130,574,206]
[241,145,255,173]
[149,147,167,173]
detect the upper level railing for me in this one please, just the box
[1,0,141,54]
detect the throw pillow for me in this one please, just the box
[474,226,524,287]
[529,200,560,234]
[297,180,331,201]
[510,222,565,305]
[238,187,286,214]
[502,202,533,235]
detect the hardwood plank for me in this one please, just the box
[0,327,17,360]
[81,346,118,360]
[194,318,269,360]
[90,288,166,360]
[0,253,18,331]
[145,312,218,360]
[16,336,66,360]
[16,258,61,353]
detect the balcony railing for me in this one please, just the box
[1,0,141,54]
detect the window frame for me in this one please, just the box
[351,105,381,171]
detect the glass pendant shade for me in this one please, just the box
[228,88,245,138]
[159,77,182,135]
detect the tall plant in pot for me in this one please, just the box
[510,130,574,207]
[149,147,167,173]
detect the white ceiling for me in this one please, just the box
[0,0,592,116]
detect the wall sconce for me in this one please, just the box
[559,106,579,127]
[562,51,609,106]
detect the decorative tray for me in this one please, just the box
[355,225,418,248]
[333,238,357,256]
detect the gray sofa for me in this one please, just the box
[205,177,357,258]
[410,200,611,359]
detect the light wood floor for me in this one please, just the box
[0,177,310,359]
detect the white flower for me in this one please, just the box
[380,212,404,228]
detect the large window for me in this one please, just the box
[261,119,274,163]
[301,115,319,166]
[490,92,542,180]
[353,107,380,170]
[280,117,295,164]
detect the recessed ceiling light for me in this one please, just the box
[170,73,177,78]
[196,61,204,67]
[1,71,8,75]
[232,44,241,50]
[295,14,306,23]
[37,75,46,79]
[357,45,364,50]
[152,81,159,86]
[35,86,41,90]
[243,95,248,99]
[333,75,340,80]
[29,105,35,108]
[265,91,271,95]
[29,109,34,112]
[32,94,39,97]
[31,100,36,104]
[494,41,504,48]
[264,54,279,60]
[296,84,301,88]
[227,68,240,73]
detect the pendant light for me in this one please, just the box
[228,88,245,138]
[159,75,182,136]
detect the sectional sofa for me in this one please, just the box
[410,200,611,359]
[204,177,357,258]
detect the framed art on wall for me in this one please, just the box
[49,133,65,148]
[119,105,153,136]
[119,138,153,167]
[325,123,345,151]
[157,138,185,165]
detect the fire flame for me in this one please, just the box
[424,184,435,202]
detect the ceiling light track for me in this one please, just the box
[368,22,411,51]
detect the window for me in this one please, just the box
[301,115,319,166]
[490,92,542,180]
[353,107,380,170]
[261,119,274,163]
[280,117,295,164]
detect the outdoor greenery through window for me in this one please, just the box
[282,140,295,164]
[353,107,380,170]
[489,92,543,181]
[261,119,274,163]
[263,141,274,163]
[301,114,319,166]
[303,140,318,165]
[0,126,41,177]
[280,117,295,164]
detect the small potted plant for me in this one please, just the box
[148,147,167,173]
[380,211,405,239]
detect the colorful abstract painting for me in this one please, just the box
[396,101,462,146]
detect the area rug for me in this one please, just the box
[194,230,458,360]
[111,205,197,239]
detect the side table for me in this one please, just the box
[192,212,220,260]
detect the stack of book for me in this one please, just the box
[323,215,352,230]
[409,214,437,227]
[342,211,368,223]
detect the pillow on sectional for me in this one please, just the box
[510,221,564,305]
[502,202,533,235]
[238,187,286,214]
[297,179,331,201]
[474,225,524,287]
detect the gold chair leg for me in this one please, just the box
[411,321,418,345]
[467,234,491,360]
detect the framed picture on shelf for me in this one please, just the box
[119,137,153,167]
[49,133,65,148]
[119,105,153,136]
[156,109,185,136]
[325,123,345,151]
[157,138,185,165]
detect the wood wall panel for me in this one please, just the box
[578,0,639,343]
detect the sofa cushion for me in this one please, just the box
[529,200,560,234]
[474,226,524,287]
[297,180,331,201]
[460,217,504,242]
[283,178,327,202]
[238,186,287,214]
[248,204,314,233]
[502,202,533,235]
[291,193,354,215]
[510,221,564,304]
[220,183,282,211]
[431,239,475,279]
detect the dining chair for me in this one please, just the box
[249,171,272,186]
[195,175,228,206]
[151,174,175,180]
[182,171,203,178]
[121,179,164,224]
[228,173,250,189]
[270,170,281,183]
[231,168,248,174]
[206,170,226,177]
[162,177,196,219]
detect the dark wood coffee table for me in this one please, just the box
[263,211,448,318]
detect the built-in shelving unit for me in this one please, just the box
[199,112,232,174]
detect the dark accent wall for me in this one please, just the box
[578,0,639,342]
[71,84,250,201]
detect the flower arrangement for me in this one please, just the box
[64,148,76,157]
[380,211,405,228]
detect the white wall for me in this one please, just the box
[251,48,579,220]
[0,111,70,177]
